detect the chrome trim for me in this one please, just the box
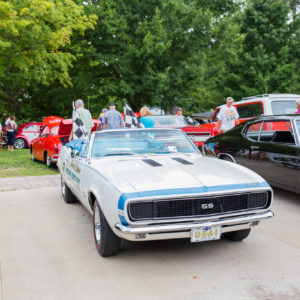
[217,153,236,163]
[124,188,272,225]
[115,210,274,234]
[127,191,269,221]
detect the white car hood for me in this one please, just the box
[92,154,266,193]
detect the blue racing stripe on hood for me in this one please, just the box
[118,182,270,210]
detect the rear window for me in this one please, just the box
[260,121,294,144]
[271,101,297,115]
[237,102,263,118]
[245,122,263,141]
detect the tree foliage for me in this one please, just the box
[223,0,300,100]
[0,0,97,115]
[1,0,300,122]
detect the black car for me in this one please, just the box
[204,115,300,194]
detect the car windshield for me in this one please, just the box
[271,101,297,114]
[50,126,59,136]
[153,116,187,127]
[92,129,198,158]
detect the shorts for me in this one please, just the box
[7,131,16,146]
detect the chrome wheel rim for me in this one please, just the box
[94,205,101,245]
[31,153,35,161]
[61,180,66,197]
[15,139,25,149]
[46,154,51,166]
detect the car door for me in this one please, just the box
[36,126,50,160]
[23,125,39,145]
[65,139,90,201]
[246,119,299,192]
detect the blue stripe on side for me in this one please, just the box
[119,215,129,225]
[118,182,270,210]
[74,159,121,193]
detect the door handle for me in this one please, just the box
[250,146,259,151]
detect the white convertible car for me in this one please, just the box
[58,128,274,257]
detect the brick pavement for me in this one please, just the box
[0,175,60,192]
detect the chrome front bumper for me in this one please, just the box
[115,210,274,234]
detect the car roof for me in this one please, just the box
[216,94,300,109]
[246,114,300,123]
[152,115,181,117]
[94,127,183,133]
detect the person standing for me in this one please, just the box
[69,99,94,141]
[97,108,108,130]
[6,115,17,151]
[140,106,155,128]
[176,107,183,116]
[102,102,124,129]
[217,97,239,134]
[295,99,300,114]
[5,115,10,127]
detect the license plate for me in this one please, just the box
[191,226,221,243]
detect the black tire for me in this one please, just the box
[45,152,54,167]
[31,151,36,161]
[15,138,27,149]
[224,229,251,241]
[93,201,121,257]
[61,176,77,204]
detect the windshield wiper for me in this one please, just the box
[104,152,136,156]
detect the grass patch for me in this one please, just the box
[0,149,59,178]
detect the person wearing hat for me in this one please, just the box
[216,97,239,134]
[102,102,124,129]
[176,107,183,117]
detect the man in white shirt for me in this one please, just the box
[217,97,239,134]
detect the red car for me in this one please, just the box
[152,115,213,147]
[31,117,99,167]
[14,122,43,149]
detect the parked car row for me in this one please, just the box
[30,116,99,167]
[196,93,300,145]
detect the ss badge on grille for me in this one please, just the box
[201,203,214,209]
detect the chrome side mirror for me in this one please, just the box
[71,149,79,158]
[217,153,236,163]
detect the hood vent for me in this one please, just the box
[172,157,193,165]
[142,159,162,167]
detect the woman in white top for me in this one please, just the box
[6,115,17,151]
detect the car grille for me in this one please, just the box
[128,192,270,221]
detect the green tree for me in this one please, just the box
[0,0,97,117]
[43,0,242,115]
[225,0,300,100]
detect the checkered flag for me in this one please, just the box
[124,104,144,128]
[72,102,88,139]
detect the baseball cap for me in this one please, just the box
[226,97,234,102]
[177,107,182,111]
[109,102,115,106]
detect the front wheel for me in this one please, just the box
[15,138,27,149]
[224,229,251,241]
[61,176,77,203]
[45,152,54,167]
[93,201,120,257]
[31,152,36,161]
